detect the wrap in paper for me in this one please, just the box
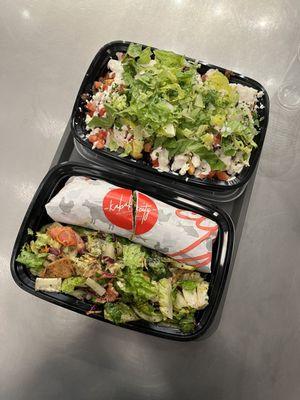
[46,177,134,239]
[45,177,218,272]
[134,192,218,273]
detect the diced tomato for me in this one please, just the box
[216,171,230,181]
[207,171,216,179]
[85,102,96,117]
[93,81,101,90]
[48,227,78,247]
[98,130,107,140]
[152,159,159,168]
[95,139,105,149]
[102,84,108,91]
[85,102,96,112]
[98,107,106,117]
[88,135,98,143]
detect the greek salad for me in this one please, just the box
[82,43,263,181]
[17,223,210,333]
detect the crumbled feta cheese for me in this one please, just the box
[93,91,104,101]
[150,147,170,172]
[196,73,203,85]
[85,114,92,130]
[112,126,129,147]
[191,154,201,168]
[230,83,259,107]
[116,52,124,61]
[227,163,244,175]
[171,154,190,175]
[194,160,211,177]
[107,59,124,85]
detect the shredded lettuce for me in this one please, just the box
[133,302,163,322]
[174,309,196,333]
[16,244,47,273]
[61,277,86,294]
[104,302,139,324]
[147,253,170,280]
[123,268,157,302]
[158,278,173,319]
[123,243,147,269]
[17,223,210,334]
[86,44,260,175]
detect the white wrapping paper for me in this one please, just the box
[46,177,134,239]
[134,192,218,272]
[45,176,218,272]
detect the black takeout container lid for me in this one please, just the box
[71,40,269,197]
[11,161,234,341]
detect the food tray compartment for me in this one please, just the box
[11,161,234,341]
[71,40,269,194]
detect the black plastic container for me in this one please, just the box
[11,161,234,341]
[71,40,269,198]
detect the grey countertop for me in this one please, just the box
[1,1,300,399]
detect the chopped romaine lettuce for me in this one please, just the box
[123,268,157,302]
[84,44,261,177]
[61,277,86,294]
[133,302,163,322]
[174,309,196,333]
[17,223,210,334]
[123,243,146,269]
[16,244,47,273]
[147,254,170,280]
[104,302,138,324]
[158,278,173,319]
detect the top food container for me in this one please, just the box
[71,40,269,199]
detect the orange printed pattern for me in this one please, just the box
[167,210,218,269]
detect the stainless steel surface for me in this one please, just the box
[1,1,300,399]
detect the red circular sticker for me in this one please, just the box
[135,193,158,235]
[103,188,133,231]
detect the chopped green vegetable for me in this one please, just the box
[84,43,262,179]
[61,277,86,294]
[123,243,146,269]
[17,223,210,334]
[147,254,170,280]
[158,278,173,319]
[104,302,138,324]
[16,244,47,273]
[174,309,196,333]
[133,303,163,322]
[123,268,157,302]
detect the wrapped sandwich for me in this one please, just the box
[45,176,218,272]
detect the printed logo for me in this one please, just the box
[135,193,158,235]
[103,189,133,231]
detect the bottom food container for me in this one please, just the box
[11,162,234,341]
